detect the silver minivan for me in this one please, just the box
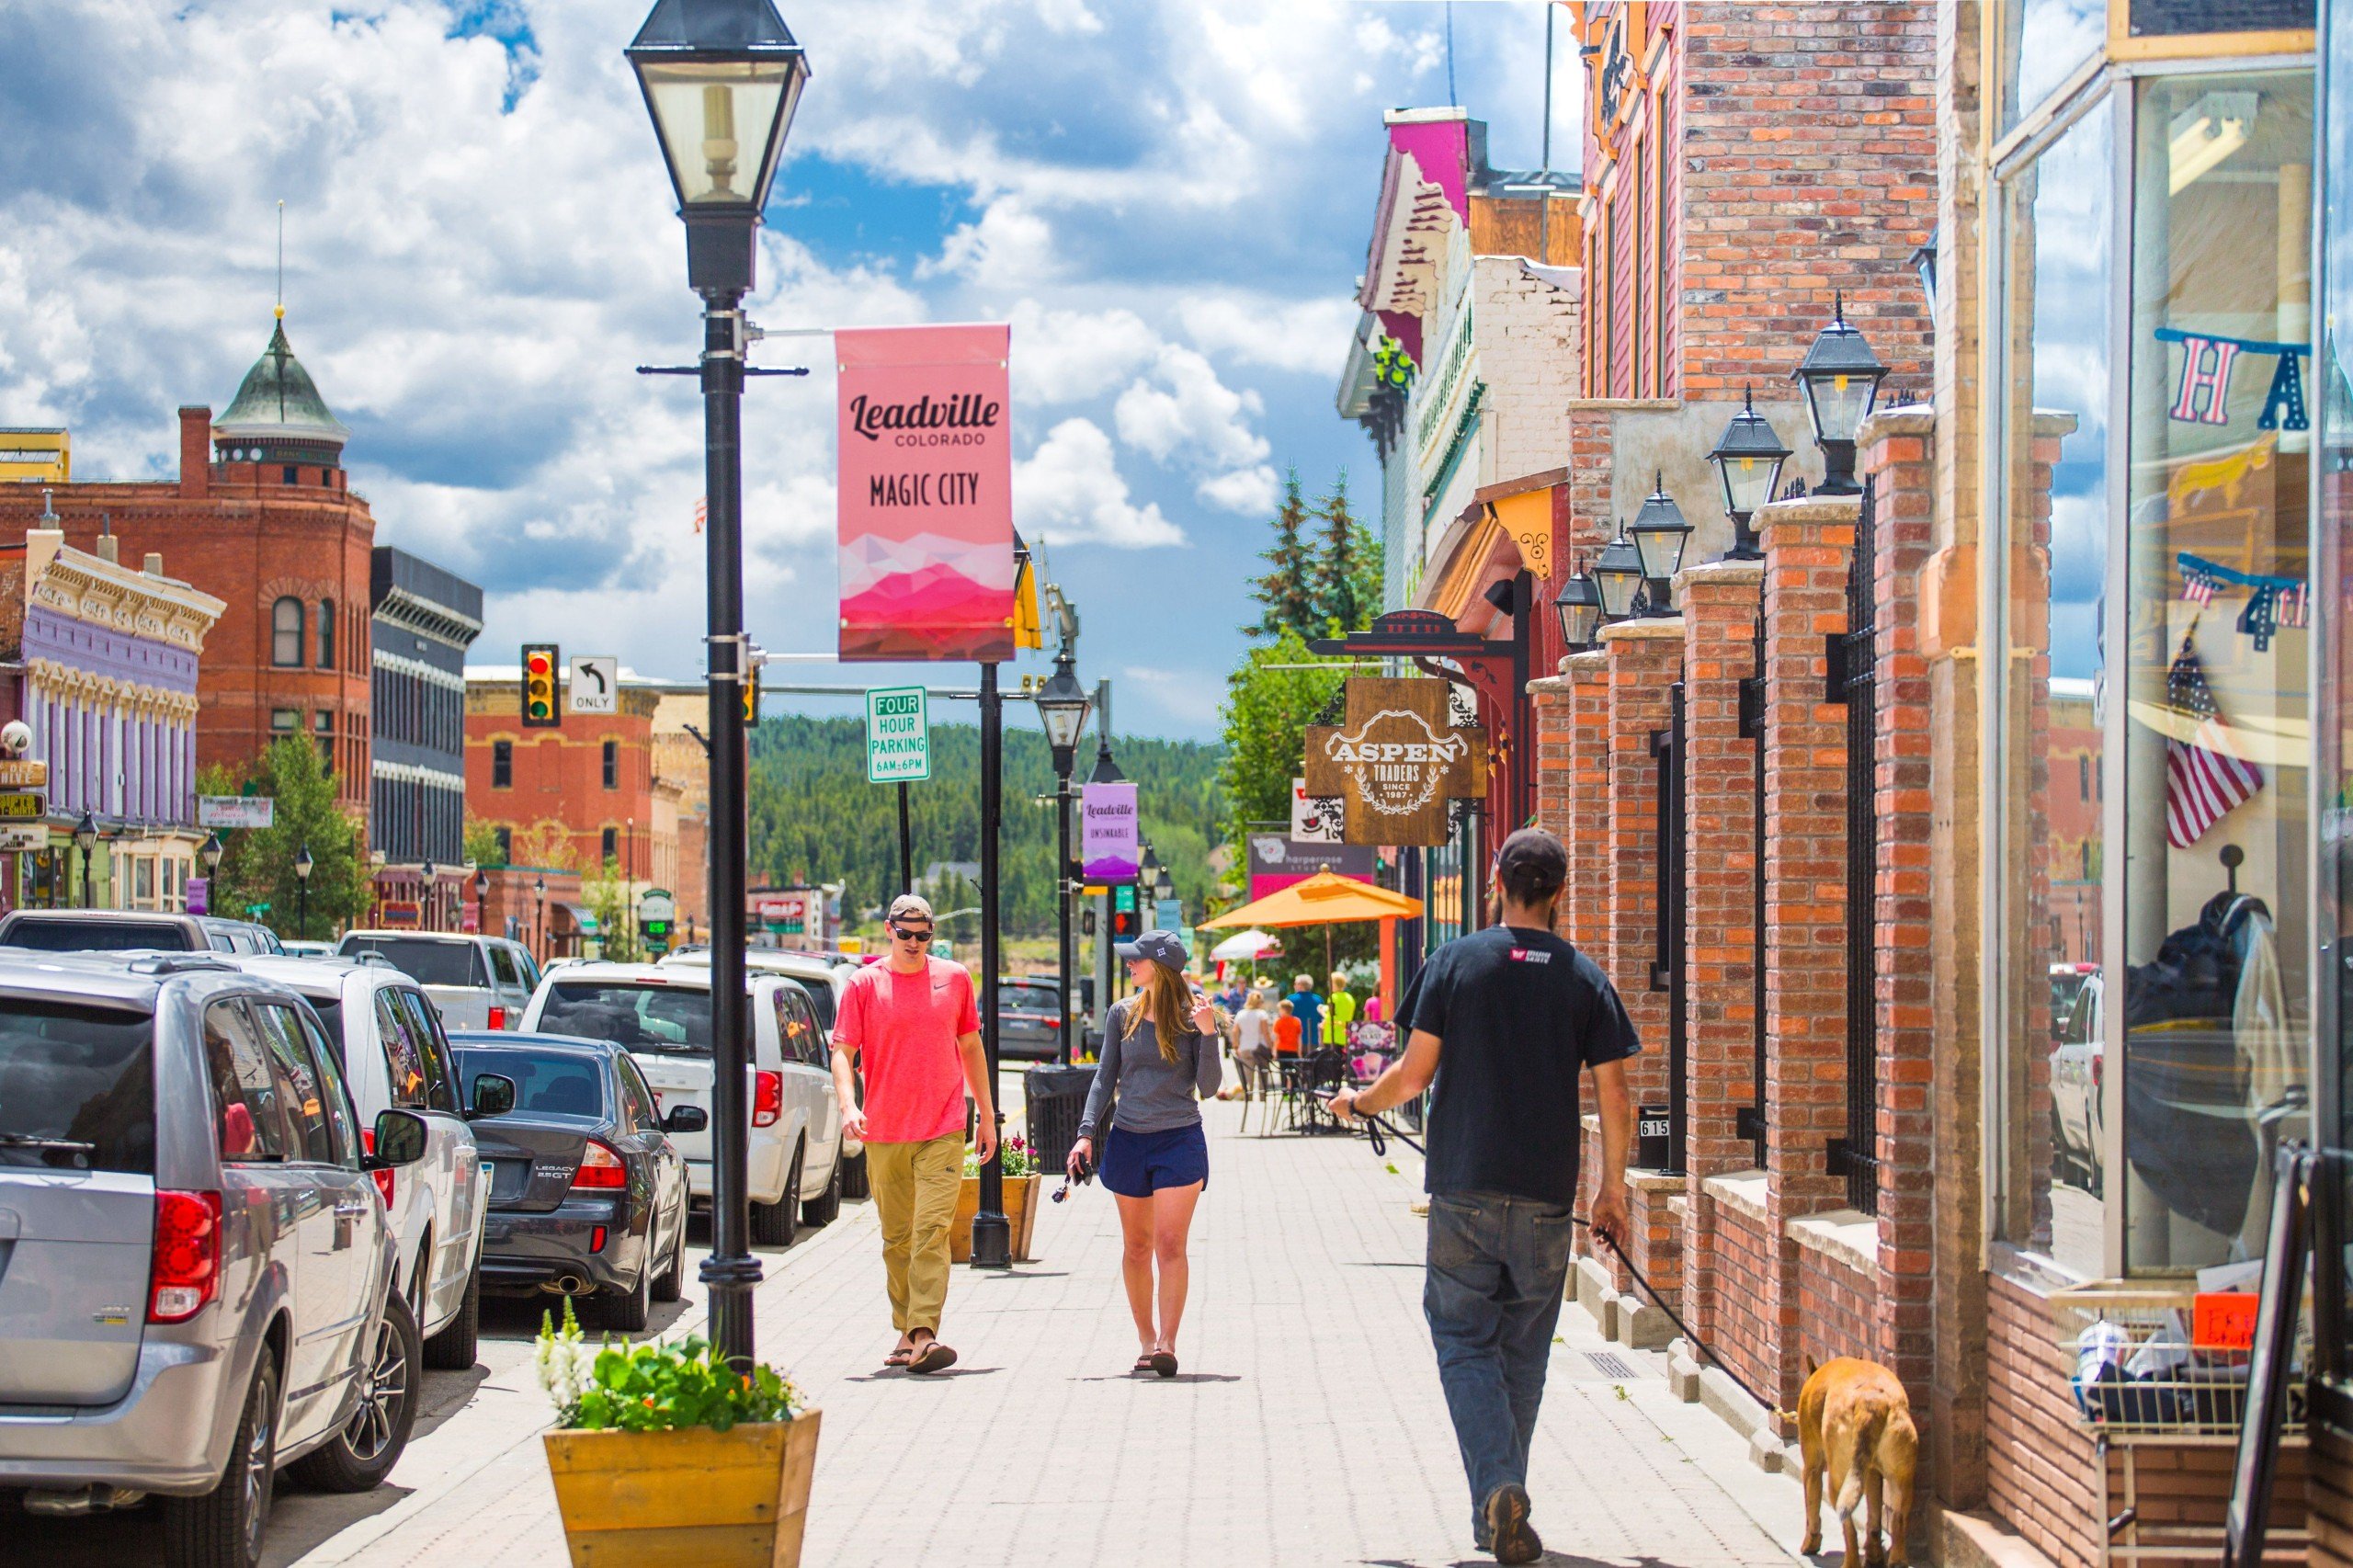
[0,951,440,1566]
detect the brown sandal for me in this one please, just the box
[883,1346,915,1369]
[1148,1351,1178,1379]
[908,1339,959,1375]
[1131,1354,1156,1374]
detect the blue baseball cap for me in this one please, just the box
[1115,929,1188,970]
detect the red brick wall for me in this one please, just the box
[1703,1190,1781,1410]
[1601,623,1680,1121]
[2314,1421,2353,1568]
[1554,653,1610,958]
[0,421,378,811]
[467,687,659,879]
[1794,1241,1878,1381]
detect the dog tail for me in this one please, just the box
[1834,1404,1892,1521]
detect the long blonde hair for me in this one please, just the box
[1122,961,1194,1063]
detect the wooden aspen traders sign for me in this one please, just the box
[1302,677,1486,847]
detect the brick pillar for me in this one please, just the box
[1598,616,1683,1301]
[1674,558,1767,1351]
[1859,409,1938,1413]
[177,406,210,498]
[1557,651,1610,957]
[1756,490,1859,1421]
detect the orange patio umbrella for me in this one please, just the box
[1203,871,1424,1022]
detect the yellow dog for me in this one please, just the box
[1799,1358,1918,1568]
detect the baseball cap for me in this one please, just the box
[1115,929,1188,971]
[887,893,935,924]
[1494,827,1568,899]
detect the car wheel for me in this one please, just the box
[162,1345,278,1568]
[597,1253,653,1335]
[803,1147,843,1228]
[840,1150,870,1200]
[424,1260,481,1370]
[290,1290,421,1494]
[751,1142,802,1248]
[652,1200,688,1303]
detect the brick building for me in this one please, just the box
[0,315,377,811]
[369,547,480,872]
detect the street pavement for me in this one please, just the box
[29,1096,1819,1567]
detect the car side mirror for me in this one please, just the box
[367,1108,428,1167]
[664,1105,709,1134]
[468,1074,516,1119]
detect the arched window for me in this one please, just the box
[271,597,303,667]
[317,599,335,669]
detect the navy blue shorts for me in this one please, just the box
[1099,1122,1210,1198]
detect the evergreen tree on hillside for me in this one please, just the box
[1311,472,1382,634]
[1246,469,1320,640]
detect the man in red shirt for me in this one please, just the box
[831,893,998,1373]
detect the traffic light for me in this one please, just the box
[1108,882,1139,941]
[521,644,560,727]
[744,666,758,727]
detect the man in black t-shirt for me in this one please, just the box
[1333,827,1636,1565]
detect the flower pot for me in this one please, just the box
[949,1172,1040,1263]
[543,1409,822,1567]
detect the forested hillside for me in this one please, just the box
[745,716,1224,935]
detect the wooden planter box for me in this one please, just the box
[543,1409,821,1567]
[949,1172,1040,1263]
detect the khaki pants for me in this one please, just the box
[868,1132,964,1335]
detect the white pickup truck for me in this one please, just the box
[337,931,541,1031]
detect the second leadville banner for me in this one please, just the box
[835,324,1016,662]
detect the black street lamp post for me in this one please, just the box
[473,869,489,937]
[421,861,438,933]
[629,0,810,1369]
[533,875,547,962]
[1707,386,1790,562]
[1034,653,1093,1068]
[1629,474,1695,618]
[972,663,1011,1268]
[1592,525,1645,625]
[74,811,97,910]
[1790,293,1889,497]
[294,844,313,940]
[1552,568,1602,652]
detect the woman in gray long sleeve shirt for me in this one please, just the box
[1068,929,1223,1377]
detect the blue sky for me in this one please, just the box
[0,0,1584,740]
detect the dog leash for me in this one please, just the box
[1336,1101,1795,1424]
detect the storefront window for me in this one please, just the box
[1994,96,2113,1279]
[2123,69,2313,1272]
[1998,0,2107,137]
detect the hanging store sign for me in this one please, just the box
[835,324,1017,663]
[2155,327,2309,432]
[1303,677,1486,847]
[198,795,274,829]
[1246,834,1376,902]
[1290,778,1342,844]
[1081,781,1140,880]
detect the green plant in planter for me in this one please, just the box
[964,1134,1036,1179]
[534,1299,801,1433]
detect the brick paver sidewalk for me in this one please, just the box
[274,1099,1808,1568]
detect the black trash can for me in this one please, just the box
[1024,1063,1096,1173]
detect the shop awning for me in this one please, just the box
[1203,871,1422,930]
[552,902,598,936]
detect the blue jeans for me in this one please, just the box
[1424,1190,1576,1538]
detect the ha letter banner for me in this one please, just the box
[1081,781,1140,881]
[836,324,1016,663]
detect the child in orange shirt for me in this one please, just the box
[1273,999,1303,1056]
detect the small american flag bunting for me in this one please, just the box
[2163,635,2264,849]
[693,497,707,534]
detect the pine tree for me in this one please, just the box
[1312,471,1383,633]
[1246,468,1320,640]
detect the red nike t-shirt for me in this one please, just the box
[832,958,977,1143]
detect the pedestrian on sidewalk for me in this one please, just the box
[1067,928,1222,1378]
[1285,972,1324,1045]
[830,892,999,1376]
[1272,998,1302,1057]
[1322,969,1358,1049]
[1331,827,1637,1565]
[1222,987,1274,1101]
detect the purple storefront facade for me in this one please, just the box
[0,526,222,912]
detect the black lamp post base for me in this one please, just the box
[1815,438,1861,496]
[1714,511,1765,562]
[969,1210,1012,1268]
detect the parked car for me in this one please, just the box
[2048,960,2097,1047]
[281,939,336,959]
[0,908,283,955]
[658,947,866,1198]
[997,974,1074,1063]
[334,931,540,1030]
[2049,974,2104,1193]
[517,962,845,1248]
[449,1031,698,1331]
[226,956,499,1370]
[0,950,431,1566]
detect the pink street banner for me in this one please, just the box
[836,324,1016,663]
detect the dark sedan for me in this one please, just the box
[449,1031,702,1333]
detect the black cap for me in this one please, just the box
[1495,827,1568,900]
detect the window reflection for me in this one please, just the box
[2123,71,2313,1271]
[1998,0,2106,138]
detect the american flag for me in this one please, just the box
[2182,569,2218,605]
[693,497,707,534]
[2164,640,2264,848]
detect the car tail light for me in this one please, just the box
[590,1225,608,1254]
[754,1070,783,1128]
[1045,1017,1060,1029]
[487,1006,506,1030]
[359,1128,395,1208]
[2092,1053,2103,1090]
[573,1142,628,1189]
[149,1190,223,1324]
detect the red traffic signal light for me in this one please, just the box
[521,644,560,727]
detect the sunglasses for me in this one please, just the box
[890,925,934,941]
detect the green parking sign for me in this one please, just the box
[865,686,930,784]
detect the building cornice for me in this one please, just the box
[28,657,200,719]
[28,547,225,653]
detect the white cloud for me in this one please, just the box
[1120,664,1224,729]
[1007,300,1160,405]
[922,196,1058,290]
[1178,292,1360,378]
[1114,346,1267,470]
[1014,418,1184,549]
[1196,463,1278,517]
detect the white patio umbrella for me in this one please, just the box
[1210,928,1281,961]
